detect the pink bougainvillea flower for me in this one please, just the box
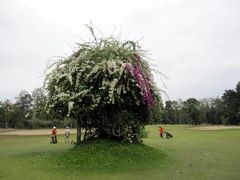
[125,53,154,109]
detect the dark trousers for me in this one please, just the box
[160,133,163,138]
[51,135,57,144]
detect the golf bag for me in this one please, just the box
[164,132,173,139]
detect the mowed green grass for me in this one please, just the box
[0,125,240,180]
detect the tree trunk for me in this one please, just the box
[70,121,73,129]
[83,112,89,141]
[84,128,88,141]
[76,116,81,144]
[5,121,8,129]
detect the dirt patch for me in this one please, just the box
[0,128,16,133]
[0,128,77,135]
[191,125,240,131]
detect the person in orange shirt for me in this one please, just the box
[159,126,164,139]
[51,126,57,144]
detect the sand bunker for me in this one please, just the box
[191,125,240,130]
[0,128,77,135]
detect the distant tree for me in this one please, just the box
[207,98,226,124]
[15,90,32,128]
[163,100,180,124]
[171,101,181,124]
[1,100,14,128]
[15,90,32,112]
[149,100,164,124]
[31,87,48,120]
[183,98,200,125]
[23,87,51,128]
[163,101,174,124]
[198,98,210,124]
[176,99,188,124]
[222,82,240,125]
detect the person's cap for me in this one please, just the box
[66,126,69,129]
[53,126,56,129]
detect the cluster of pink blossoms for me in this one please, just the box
[125,53,154,109]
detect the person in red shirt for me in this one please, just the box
[51,126,57,144]
[159,126,164,139]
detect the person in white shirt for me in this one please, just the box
[65,126,71,143]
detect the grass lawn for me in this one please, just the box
[0,125,240,180]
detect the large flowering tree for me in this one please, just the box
[45,28,162,144]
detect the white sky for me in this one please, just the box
[0,0,240,102]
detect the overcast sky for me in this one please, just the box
[1,0,240,102]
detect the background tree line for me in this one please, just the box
[0,81,239,128]
[162,82,240,125]
[0,88,75,129]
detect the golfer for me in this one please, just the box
[51,126,57,144]
[65,126,71,143]
[159,126,164,139]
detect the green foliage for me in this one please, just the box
[222,81,240,124]
[31,88,48,120]
[163,98,226,125]
[0,100,14,128]
[15,90,32,113]
[44,27,162,142]
[162,81,240,125]
[183,98,200,125]
[164,100,179,124]
[206,98,226,124]
[13,90,33,128]
[0,88,68,129]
